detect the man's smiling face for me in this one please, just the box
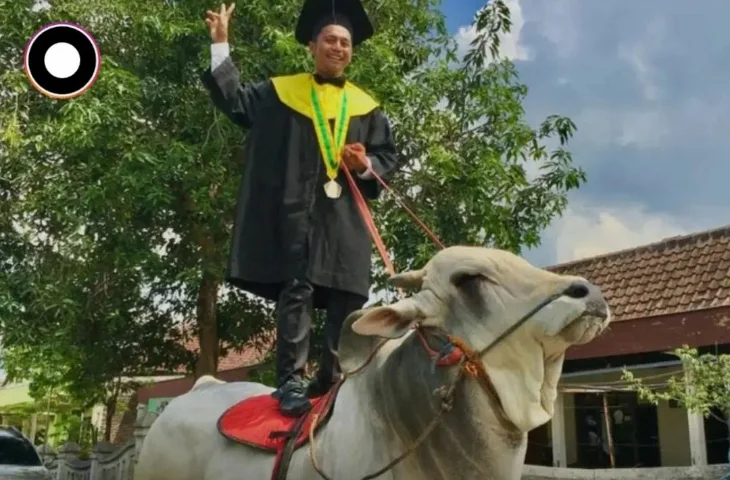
[310,24,353,78]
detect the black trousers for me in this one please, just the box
[275,279,365,387]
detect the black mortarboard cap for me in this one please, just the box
[295,0,374,47]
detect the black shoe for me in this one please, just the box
[272,379,312,417]
[306,375,338,399]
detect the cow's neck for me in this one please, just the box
[357,331,528,479]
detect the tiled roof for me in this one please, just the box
[218,344,270,370]
[547,224,730,322]
[182,335,273,372]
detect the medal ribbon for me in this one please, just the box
[310,80,350,182]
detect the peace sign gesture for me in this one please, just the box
[205,3,236,43]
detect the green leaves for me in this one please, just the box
[623,347,730,416]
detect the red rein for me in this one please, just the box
[341,164,445,279]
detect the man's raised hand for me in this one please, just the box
[205,3,236,43]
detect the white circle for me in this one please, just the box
[44,42,80,78]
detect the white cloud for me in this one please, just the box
[533,0,579,59]
[454,0,530,62]
[573,107,671,150]
[548,203,687,263]
[571,90,728,152]
[617,17,667,102]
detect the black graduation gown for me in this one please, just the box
[201,57,401,308]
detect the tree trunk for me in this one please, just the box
[194,272,220,378]
[104,397,116,442]
[103,379,122,442]
[725,410,730,466]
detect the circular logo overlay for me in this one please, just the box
[23,22,101,99]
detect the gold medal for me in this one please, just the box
[324,180,342,199]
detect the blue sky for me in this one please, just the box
[442,0,486,31]
[439,0,730,267]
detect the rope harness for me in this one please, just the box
[306,292,565,479]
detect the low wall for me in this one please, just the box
[522,464,730,480]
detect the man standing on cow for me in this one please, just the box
[202,0,401,417]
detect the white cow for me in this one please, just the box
[135,246,611,480]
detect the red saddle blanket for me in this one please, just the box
[217,386,339,453]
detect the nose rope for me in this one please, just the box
[478,290,565,357]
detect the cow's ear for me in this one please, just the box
[351,297,424,339]
[338,296,425,372]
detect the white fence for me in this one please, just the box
[40,441,135,480]
[36,405,157,480]
[35,403,730,480]
[522,464,730,479]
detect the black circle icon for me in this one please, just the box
[23,22,101,99]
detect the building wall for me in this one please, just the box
[563,393,578,466]
[0,382,32,408]
[110,393,138,445]
[657,399,691,466]
[147,397,175,414]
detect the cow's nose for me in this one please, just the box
[564,279,604,301]
[564,280,609,319]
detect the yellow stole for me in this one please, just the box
[270,73,379,120]
[270,73,379,196]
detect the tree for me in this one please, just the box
[0,239,196,440]
[0,0,584,388]
[622,346,730,469]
